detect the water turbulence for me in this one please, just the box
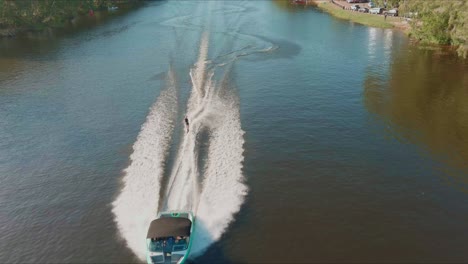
[113,29,250,261]
[112,68,178,260]
[167,32,248,256]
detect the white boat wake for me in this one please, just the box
[112,68,178,260]
[113,30,248,261]
[164,32,248,256]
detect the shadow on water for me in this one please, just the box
[150,71,168,81]
[190,205,249,264]
[364,43,468,192]
[250,35,302,61]
[189,222,234,264]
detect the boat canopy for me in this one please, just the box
[147,218,192,238]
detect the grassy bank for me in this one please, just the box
[316,0,467,58]
[317,1,395,29]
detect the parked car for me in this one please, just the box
[368,2,375,8]
[402,11,418,19]
[387,8,398,16]
[351,5,360,11]
[347,0,365,3]
[369,7,383,14]
[359,7,369,13]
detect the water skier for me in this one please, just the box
[184,116,189,133]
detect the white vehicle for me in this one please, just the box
[359,7,369,13]
[387,8,398,16]
[369,7,383,14]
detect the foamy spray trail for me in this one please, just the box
[112,68,178,260]
[191,91,248,256]
[190,31,210,102]
[163,32,210,212]
[164,30,248,257]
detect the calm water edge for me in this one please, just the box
[1,1,467,263]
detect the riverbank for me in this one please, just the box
[0,0,144,38]
[313,0,467,58]
[314,1,410,31]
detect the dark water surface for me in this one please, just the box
[1,1,467,263]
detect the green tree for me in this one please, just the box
[398,0,467,58]
[372,0,400,8]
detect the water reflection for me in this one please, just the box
[272,0,315,12]
[364,45,468,189]
[383,29,393,59]
[0,5,145,85]
[367,27,394,62]
[0,4,144,60]
[367,27,378,59]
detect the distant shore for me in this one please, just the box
[311,1,467,59]
[312,0,410,32]
[0,1,144,38]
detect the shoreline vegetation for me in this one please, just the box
[1,0,466,58]
[0,0,144,37]
[314,1,397,29]
[311,0,467,58]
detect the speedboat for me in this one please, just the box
[146,211,194,264]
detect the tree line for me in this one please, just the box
[372,0,467,58]
[0,0,141,32]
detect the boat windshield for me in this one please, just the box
[149,236,190,252]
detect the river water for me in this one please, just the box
[1,1,467,263]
